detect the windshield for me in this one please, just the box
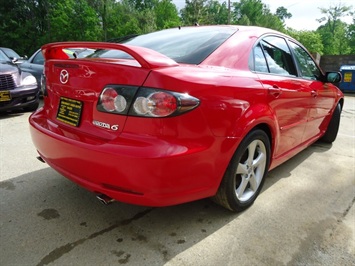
[1,48,20,59]
[0,50,10,62]
[89,27,237,64]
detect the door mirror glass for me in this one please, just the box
[326,72,341,83]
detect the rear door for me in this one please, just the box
[253,36,311,158]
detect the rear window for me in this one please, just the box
[89,27,236,64]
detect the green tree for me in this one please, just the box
[317,3,352,36]
[317,21,350,55]
[0,0,48,54]
[232,0,285,31]
[275,6,292,22]
[103,0,143,39]
[315,3,353,55]
[347,17,355,53]
[201,0,229,25]
[288,29,324,55]
[154,0,180,29]
[48,0,101,42]
[87,0,116,41]
[180,0,207,26]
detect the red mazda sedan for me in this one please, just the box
[29,26,343,211]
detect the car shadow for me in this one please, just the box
[0,111,26,119]
[263,140,332,190]
[0,167,235,265]
[0,140,333,265]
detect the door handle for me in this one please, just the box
[311,90,318,97]
[268,85,281,98]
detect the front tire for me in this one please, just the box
[212,129,271,212]
[320,103,341,143]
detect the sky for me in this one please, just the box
[263,0,354,30]
[174,0,354,31]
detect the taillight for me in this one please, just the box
[100,87,127,112]
[133,92,177,117]
[97,85,138,114]
[97,86,199,117]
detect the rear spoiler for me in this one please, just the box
[41,42,179,69]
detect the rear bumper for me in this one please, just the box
[29,109,234,206]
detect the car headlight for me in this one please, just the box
[22,75,36,86]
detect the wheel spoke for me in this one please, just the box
[236,176,248,199]
[247,141,257,165]
[253,152,266,168]
[249,173,257,191]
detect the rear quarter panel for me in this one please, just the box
[143,66,279,174]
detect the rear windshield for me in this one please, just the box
[89,27,237,64]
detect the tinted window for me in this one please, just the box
[289,42,320,80]
[253,43,268,72]
[253,36,297,76]
[32,51,44,65]
[90,27,236,64]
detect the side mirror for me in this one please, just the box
[11,57,24,64]
[325,72,341,83]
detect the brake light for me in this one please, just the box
[97,86,199,117]
[134,92,177,117]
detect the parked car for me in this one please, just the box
[21,48,94,90]
[29,26,343,212]
[19,49,44,91]
[0,47,25,62]
[0,49,39,113]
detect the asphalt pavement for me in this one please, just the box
[0,96,354,265]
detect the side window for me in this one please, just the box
[32,51,44,65]
[253,43,268,73]
[252,36,297,77]
[289,42,320,80]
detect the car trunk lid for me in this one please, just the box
[41,42,178,140]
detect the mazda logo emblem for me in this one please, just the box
[60,69,69,84]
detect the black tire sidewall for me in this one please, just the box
[321,103,341,143]
[225,129,271,211]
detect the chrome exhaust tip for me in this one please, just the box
[36,156,46,163]
[96,194,115,205]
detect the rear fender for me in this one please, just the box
[229,103,279,164]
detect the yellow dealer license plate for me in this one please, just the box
[0,91,11,102]
[56,97,83,127]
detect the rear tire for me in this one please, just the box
[212,129,271,212]
[321,103,341,143]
